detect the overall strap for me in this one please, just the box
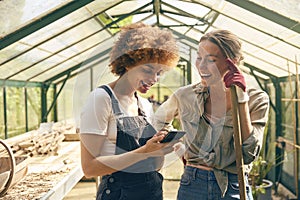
[99,85,122,116]
[134,92,146,117]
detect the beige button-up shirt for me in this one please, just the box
[154,83,269,196]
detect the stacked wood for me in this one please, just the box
[10,130,65,157]
[5,122,81,157]
[53,122,79,141]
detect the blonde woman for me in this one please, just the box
[154,30,269,200]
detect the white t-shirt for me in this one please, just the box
[80,85,154,156]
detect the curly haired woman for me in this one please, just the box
[79,22,180,200]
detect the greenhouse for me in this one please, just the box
[0,0,299,199]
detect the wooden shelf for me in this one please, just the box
[2,140,83,200]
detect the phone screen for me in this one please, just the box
[160,131,186,143]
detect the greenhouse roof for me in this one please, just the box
[0,0,299,86]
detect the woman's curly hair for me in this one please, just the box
[109,22,180,76]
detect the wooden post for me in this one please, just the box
[294,56,299,198]
[287,57,300,198]
[230,86,247,200]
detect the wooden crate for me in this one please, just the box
[0,156,28,196]
[0,139,29,197]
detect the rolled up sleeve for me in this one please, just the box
[242,124,265,164]
[242,89,269,164]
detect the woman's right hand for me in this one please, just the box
[140,131,175,157]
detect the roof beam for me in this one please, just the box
[0,0,94,50]
[153,0,161,26]
[0,79,43,87]
[225,0,300,34]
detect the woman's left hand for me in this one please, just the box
[223,58,249,103]
[223,58,246,92]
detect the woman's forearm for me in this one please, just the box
[238,102,253,141]
[81,144,151,177]
[81,135,171,177]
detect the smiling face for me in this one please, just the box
[196,40,229,87]
[126,64,166,94]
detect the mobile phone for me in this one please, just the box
[160,131,186,143]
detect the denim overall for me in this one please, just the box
[96,85,163,200]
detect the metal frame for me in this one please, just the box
[0,0,299,196]
[0,0,95,50]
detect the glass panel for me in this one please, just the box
[164,0,211,17]
[31,36,115,82]
[0,8,87,74]
[27,87,41,130]
[72,70,91,127]
[210,14,299,77]
[30,59,79,82]
[159,15,181,27]
[72,56,115,125]
[57,30,111,61]
[85,0,125,15]
[178,39,199,50]
[57,77,77,122]
[268,42,300,63]
[0,48,51,79]
[242,42,289,73]
[13,54,70,81]
[106,0,148,16]
[38,19,103,53]
[240,65,269,80]
[193,0,226,10]
[0,0,68,36]
[170,26,191,35]
[0,42,28,64]
[6,87,26,137]
[21,6,95,46]
[220,2,300,60]
[244,55,289,77]
[142,15,157,25]
[132,13,154,23]
[164,13,199,25]
[250,0,300,21]
[185,29,203,41]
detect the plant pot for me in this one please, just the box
[256,179,273,200]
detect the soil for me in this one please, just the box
[1,166,72,200]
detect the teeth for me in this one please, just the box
[201,73,210,77]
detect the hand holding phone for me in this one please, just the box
[160,131,186,143]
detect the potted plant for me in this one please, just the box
[249,118,284,200]
[249,155,274,200]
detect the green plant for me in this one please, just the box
[249,117,284,199]
[250,155,273,186]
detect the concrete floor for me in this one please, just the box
[63,179,179,200]
[64,179,296,200]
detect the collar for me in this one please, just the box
[193,83,210,102]
[192,83,210,94]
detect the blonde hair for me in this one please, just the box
[109,22,179,76]
[200,30,244,63]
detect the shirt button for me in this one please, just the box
[105,189,111,194]
[109,177,114,183]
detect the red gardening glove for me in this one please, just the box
[223,58,246,92]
